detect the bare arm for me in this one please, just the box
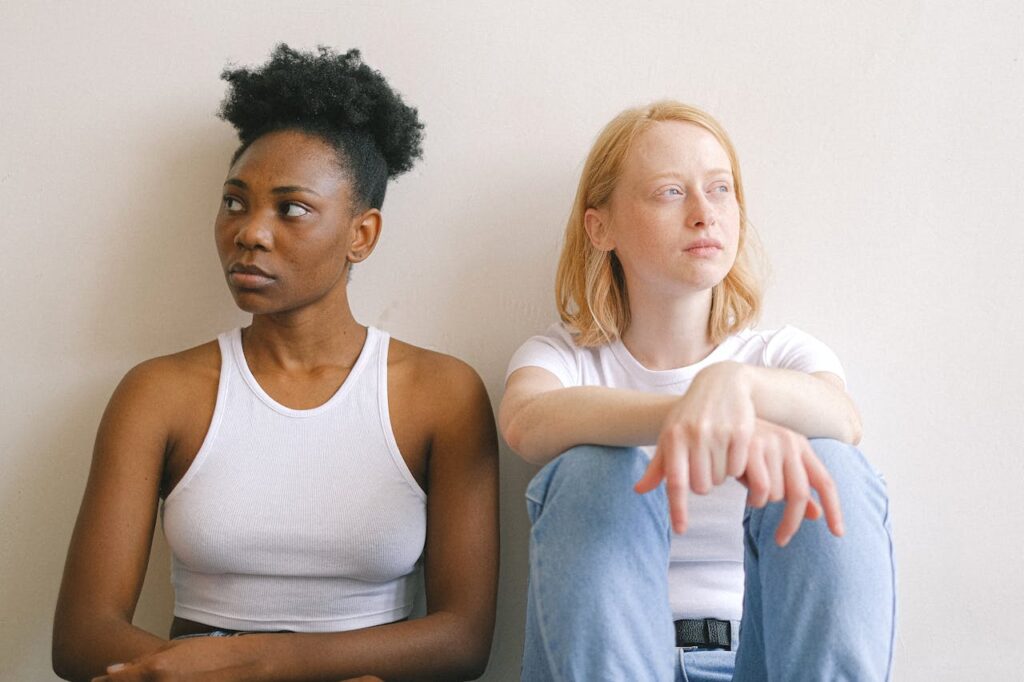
[52,362,176,681]
[500,366,677,465]
[746,365,862,444]
[93,359,500,682]
[500,362,860,467]
[501,360,857,545]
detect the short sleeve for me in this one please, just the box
[505,323,580,388]
[761,326,847,386]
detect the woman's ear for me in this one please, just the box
[584,207,615,252]
[346,208,383,264]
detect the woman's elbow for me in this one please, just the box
[848,411,863,446]
[499,409,544,465]
[499,412,523,456]
[502,424,552,466]
[456,627,493,680]
[51,639,81,682]
[455,652,490,681]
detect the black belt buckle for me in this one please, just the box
[674,618,731,650]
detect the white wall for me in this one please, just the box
[2,2,1021,679]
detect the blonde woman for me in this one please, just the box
[500,102,895,681]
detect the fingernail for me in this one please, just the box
[107,663,126,673]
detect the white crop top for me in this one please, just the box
[507,323,845,622]
[162,327,426,633]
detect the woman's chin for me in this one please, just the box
[229,292,280,316]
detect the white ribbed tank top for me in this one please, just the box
[161,327,427,633]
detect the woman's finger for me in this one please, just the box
[634,447,665,494]
[775,451,811,546]
[664,439,690,534]
[725,424,751,480]
[709,425,729,486]
[802,445,844,537]
[92,661,137,681]
[689,430,712,495]
[743,439,770,508]
[803,497,823,520]
[765,438,785,502]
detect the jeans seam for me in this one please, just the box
[530,522,564,682]
[882,492,897,682]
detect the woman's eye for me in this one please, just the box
[223,196,244,212]
[710,183,730,193]
[659,187,684,197]
[281,203,310,218]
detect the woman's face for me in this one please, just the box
[215,129,378,315]
[588,120,741,298]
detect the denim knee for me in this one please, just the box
[740,439,896,681]
[522,445,677,682]
[526,445,649,513]
[745,438,889,544]
[807,438,887,502]
[808,437,875,473]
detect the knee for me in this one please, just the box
[807,439,885,500]
[747,439,890,541]
[538,445,649,501]
[803,439,893,547]
[555,444,650,483]
[526,445,657,523]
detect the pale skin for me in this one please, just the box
[52,130,500,682]
[500,120,862,547]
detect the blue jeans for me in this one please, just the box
[522,440,896,682]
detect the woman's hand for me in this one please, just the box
[736,418,843,545]
[634,361,844,545]
[91,636,269,682]
[634,361,757,528]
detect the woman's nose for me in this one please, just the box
[234,214,273,251]
[687,192,715,229]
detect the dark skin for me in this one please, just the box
[52,130,500,682]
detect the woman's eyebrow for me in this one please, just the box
[222,178,321,196]
[645,168,733,182]
[271,185,321,196]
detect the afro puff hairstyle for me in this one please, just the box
[219,44,424,210]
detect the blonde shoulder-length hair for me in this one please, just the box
[555,101,764,347]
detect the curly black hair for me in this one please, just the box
[219,44,424,210]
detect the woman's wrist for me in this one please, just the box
[695,361,755,400]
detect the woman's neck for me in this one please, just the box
[244,287,366,372]
[620,286,716,370]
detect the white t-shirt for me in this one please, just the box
[506,323,845,622]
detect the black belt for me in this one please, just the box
[674,618,731,650]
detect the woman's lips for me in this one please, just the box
[228,264,275,289]
[684,239,722,258]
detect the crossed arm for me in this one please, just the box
[500,360,862,546]
[53,356,499,682]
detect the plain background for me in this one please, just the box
[2,1,1022,679]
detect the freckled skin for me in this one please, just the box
[600,121,741,296]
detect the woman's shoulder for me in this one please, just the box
[125,339,221,388]
[386,336,486,396]
[734,324,829,350]
[111,339,222,420]
[726,325,844,375]
[385,336,493,442]
[94,338,223,473]
[513,321,586,356]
